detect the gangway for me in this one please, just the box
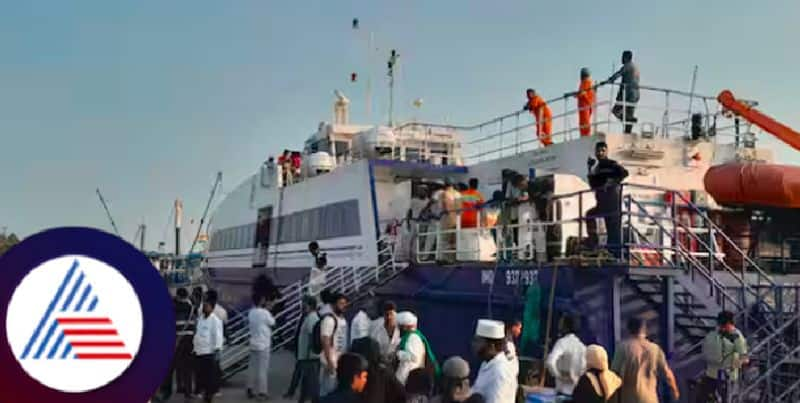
[218,236,407,380]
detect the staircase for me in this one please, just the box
[218,236,407,381]
[619,187,800,403]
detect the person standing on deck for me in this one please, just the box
[611,318,680,403]
[585,142,628,257]
[470,319,518,403]
[601,50,640,134]
[577,68,596,136]
[279,149,294,185]
[523,89,553,147]
[320,293,350,397]
[460,178,485,229]
[438,179,461,264]
[247,294,276,400]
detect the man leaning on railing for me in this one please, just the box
[585,141,628,258]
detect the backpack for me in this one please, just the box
[311,313,338,355]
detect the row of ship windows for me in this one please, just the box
[209,199,362,251]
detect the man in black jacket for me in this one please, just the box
[585,142,628,257]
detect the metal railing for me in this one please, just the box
[219,236,404,380]
[397,83,758,165]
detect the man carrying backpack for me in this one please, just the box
[294,296,321,403]
[316,292,350,397]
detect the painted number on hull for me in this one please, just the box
[505,269,538,286]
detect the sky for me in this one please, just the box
[1,0,799,251]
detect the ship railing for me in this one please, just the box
[397,83,758,165]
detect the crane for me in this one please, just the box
[96,188,120,236]
[189,171,223,254]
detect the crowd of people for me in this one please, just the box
[155,253,749,403]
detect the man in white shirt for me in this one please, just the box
[247,294,275,400]
[396,311,433,385]
[545,315,587,399]
[193,301,224,403]
[471,319,518,403]
[350,309,371,344]
[505,320,522,379]
[369,301,400,365]
[319,292,349,397]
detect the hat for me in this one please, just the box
[397,311,418,327]
[442,356,470,379]
[475,319,505,340]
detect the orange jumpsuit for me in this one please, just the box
[527,95,553,146]
[578,78,595,136]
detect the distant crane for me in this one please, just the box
[189,171,223,255]
[96,188,120,236]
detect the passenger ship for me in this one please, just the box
[206,80,800,402]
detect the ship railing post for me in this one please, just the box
[578,192,583,248]
[456,211,462,262]
[515,113,520,155]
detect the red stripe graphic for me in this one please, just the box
[70,341,126,347]
[75,353,133,360]
[57,318,112,324]
[63,329,118,336]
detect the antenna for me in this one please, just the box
[387,49,399,126]
[688,65,699,118]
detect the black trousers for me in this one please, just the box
[195,354,220,402]
[586,206,622,258]
[175,336,194,396]
[285,359,301,395]
[297,360,320,403]
[612,103,637,134]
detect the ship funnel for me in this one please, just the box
[334,90,350,125]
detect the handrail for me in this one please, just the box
[748,312,800,355]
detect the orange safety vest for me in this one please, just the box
[578,78,595,109]
[460,189,485,228]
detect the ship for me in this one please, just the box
[203,80,800,402]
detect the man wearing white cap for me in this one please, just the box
[471,319,518,403]
[396,311,439,385]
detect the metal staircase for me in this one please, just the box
[619,187,800,402]
[218,236,406,381]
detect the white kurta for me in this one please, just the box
[472,352,518,403]
[370,318,400,360]
[350,310,371,342]
[545,333,587,396]
[396,332,425,385]
[506,340,520,379]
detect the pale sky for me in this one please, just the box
[1,0,798,251]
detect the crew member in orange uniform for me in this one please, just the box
[577,68,595,136]
[523,89,553,147]
[460,178,485,228]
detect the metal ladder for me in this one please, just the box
[219,236,406,381]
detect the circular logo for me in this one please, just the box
[6,255,144,392]
[0,227,175,403]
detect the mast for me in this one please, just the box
[387,49,399,126]
[175,199,182,256]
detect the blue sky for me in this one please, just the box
[1,0,798,251]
